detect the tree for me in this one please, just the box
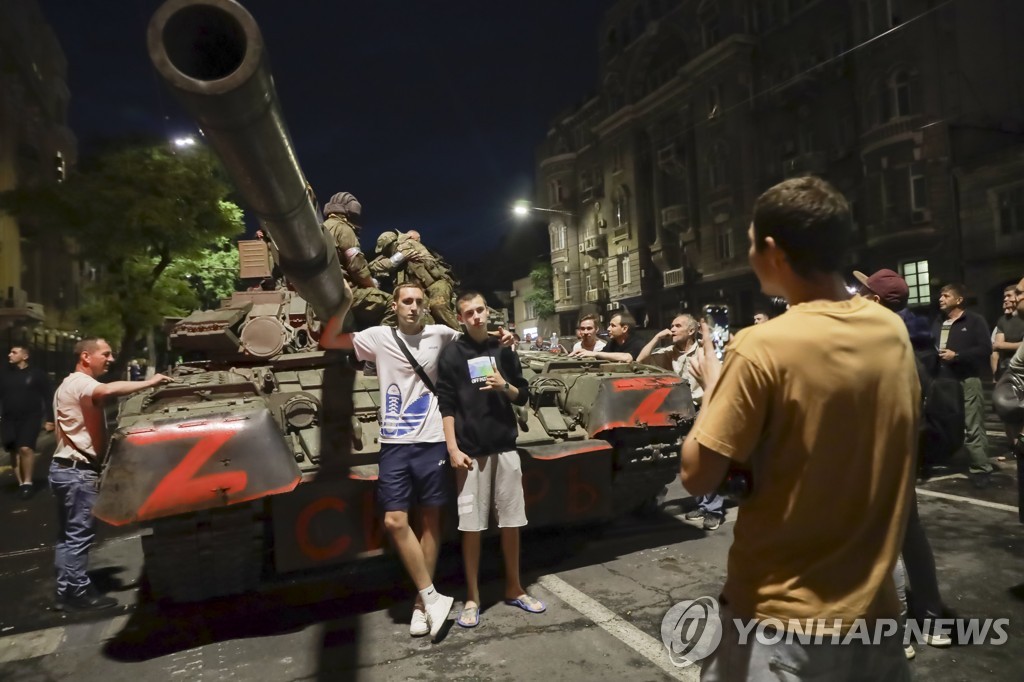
[0,143,244,376]
[526,262,556,319]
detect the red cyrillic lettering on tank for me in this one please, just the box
[361,489,385,552]
[132,423,247,519]
[295,496,352,561]
[611,377,680,391]
[568,464,598,516]
[522,468,550,508]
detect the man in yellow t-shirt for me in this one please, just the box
[681,176,917,680]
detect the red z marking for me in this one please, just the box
[133,423,247,518]
[630,387,672,425]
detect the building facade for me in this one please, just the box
[533,0,1024,332]
[0,0,82,371]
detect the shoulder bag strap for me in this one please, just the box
[391,327,437,394]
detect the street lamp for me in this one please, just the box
[172,135,197,149]
[511,200,574,218]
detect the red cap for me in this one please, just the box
[853,269,909,307]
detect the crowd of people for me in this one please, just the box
[2,176,1024,679]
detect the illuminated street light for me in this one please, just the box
[511,199,573,218]
[172,135,197,148]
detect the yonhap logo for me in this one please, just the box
[661,596,723,668]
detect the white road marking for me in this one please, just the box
[537,574,699,682]
[920,473,968,483]
[916,488,1018,513]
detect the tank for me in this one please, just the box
[92,0,696,603]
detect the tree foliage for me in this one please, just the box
[526,262,556,319]
[0,143,244,374]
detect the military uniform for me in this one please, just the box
[323,214,393,329]
[372,232,459,329]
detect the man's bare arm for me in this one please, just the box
[92,374,172,405]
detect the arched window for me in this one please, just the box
[550,223,567,251]
[890,70,912,117]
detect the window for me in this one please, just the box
[707,85,721,119]
[799,128,816,154]
[715,225,733,261]
[909,163,927,211]
[892,71,911,117]
[614,186,630,229]
[550,223,567,251]
[564,276,572,299]
[900,259,930,305]
[524,299,536,319]
[860,0,902,37]
[585,273,593,290]
[552,278,560,300]
[997,185,1024,235]
[549,179,565,205]
[699,0,721,50]
[707,143,728,188]
[617,254,631,285]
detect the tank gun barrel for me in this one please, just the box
[147,0,348,322]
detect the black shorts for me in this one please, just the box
[1,415,42,452]
[376,442,452,512]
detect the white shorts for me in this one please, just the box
[455,451,527,532]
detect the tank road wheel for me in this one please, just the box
[141,502,266,603]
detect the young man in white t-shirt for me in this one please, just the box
[50,338,171,611]
[352,283,463,638]
[571,314,606,353]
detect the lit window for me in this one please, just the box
[614,186,630,229]
[900,259,930,305]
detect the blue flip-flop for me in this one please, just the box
[457,604,481,628]
[505,594,546,613]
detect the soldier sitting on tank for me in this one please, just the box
[369,230,459,330]
[322,191,394,329]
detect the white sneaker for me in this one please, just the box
[409,608,428,637]
[425,594,454,638]
[904,644,916,660]
[923,632,953,647]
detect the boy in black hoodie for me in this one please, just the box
[437,291,545,628]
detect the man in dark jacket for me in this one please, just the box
[932,283,994,485]
[437,291,545,629]
[1,346,54,498]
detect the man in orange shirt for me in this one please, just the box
[682,177,916,680]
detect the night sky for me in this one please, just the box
[37,0,614,269]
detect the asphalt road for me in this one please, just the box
[0,430,1021,682]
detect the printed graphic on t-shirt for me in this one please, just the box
[467,356,496,384]
[380,383,432,438]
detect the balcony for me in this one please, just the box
[611,224,630,241]
[657,143,685,176]
[580,234,607,256]
[663,268,685,288]
[783,151,828,177]
[585,287,608,303]
[0,289,45,329]
[860,115,927,155]
[661,204,688,231]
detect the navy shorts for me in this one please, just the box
[376,442,452,512]
[1,415,42,452]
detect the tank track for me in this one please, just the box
[611,467,677,516]
[141,502,266,603]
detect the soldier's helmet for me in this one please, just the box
[323,192,362,221]
[376,230,399,255]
